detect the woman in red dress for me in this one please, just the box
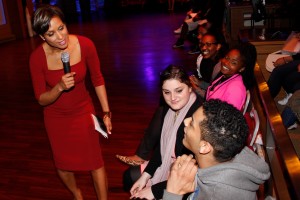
[29,5,112,200]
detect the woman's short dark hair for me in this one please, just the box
[32,5,65,35]
[160,65,191,88]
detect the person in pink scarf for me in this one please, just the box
[127,65,203,199]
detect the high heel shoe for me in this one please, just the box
[115,155,145,166]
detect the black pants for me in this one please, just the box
[267,60,300,98]
[123,166,141,191]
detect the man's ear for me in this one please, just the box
[199,141,212,154]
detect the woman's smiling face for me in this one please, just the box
[199,35,220,59]
[162,79,192,111]
[42,16,69,50]
[220,49,244,77]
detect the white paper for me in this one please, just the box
[91,114,108,139]
[265,51,290,72]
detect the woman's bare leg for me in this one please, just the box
[91,166,108,200]
[57,169,83,200]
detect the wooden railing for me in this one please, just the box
[252,64,300,199]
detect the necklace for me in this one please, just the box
[174,111,179,123]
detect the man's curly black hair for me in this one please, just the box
[200,99,249,162]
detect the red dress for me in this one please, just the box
[30,35,105,171]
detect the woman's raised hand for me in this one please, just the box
[58,72,76,91]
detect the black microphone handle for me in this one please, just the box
[63,62,71,74]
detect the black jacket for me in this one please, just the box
[144,95,203,199]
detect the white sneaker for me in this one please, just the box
[278,93,293,105]
[287,122,298,130]
[258,34,266,40]
[174,27,182,34]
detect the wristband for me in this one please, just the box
[283,57,287,64]
[103,111,112,120]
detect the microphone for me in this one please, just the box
[61,52,71,74]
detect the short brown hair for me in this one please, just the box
[32,5,65,35]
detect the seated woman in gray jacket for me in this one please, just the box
[163,100,270,200]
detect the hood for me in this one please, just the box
[198,147,270,192]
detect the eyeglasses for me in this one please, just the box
[199,42,217,47]
[223,56,240,66]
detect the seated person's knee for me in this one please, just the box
[123,166,141,191]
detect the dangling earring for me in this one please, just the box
[39,35,45,41]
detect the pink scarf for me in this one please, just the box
[147,92,196,186]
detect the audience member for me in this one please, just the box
[186,23,210,55]
[163,99,271,200]
[189,31,227,97]
[187,7,228,55]
[173,0,226,51]
[29,5,112,199]
[267,53,300,105]
[281,89,300,129]
[116,66,203,168]
[122,65,203,200]
[206,42,257,110]
[173,0,207,34]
